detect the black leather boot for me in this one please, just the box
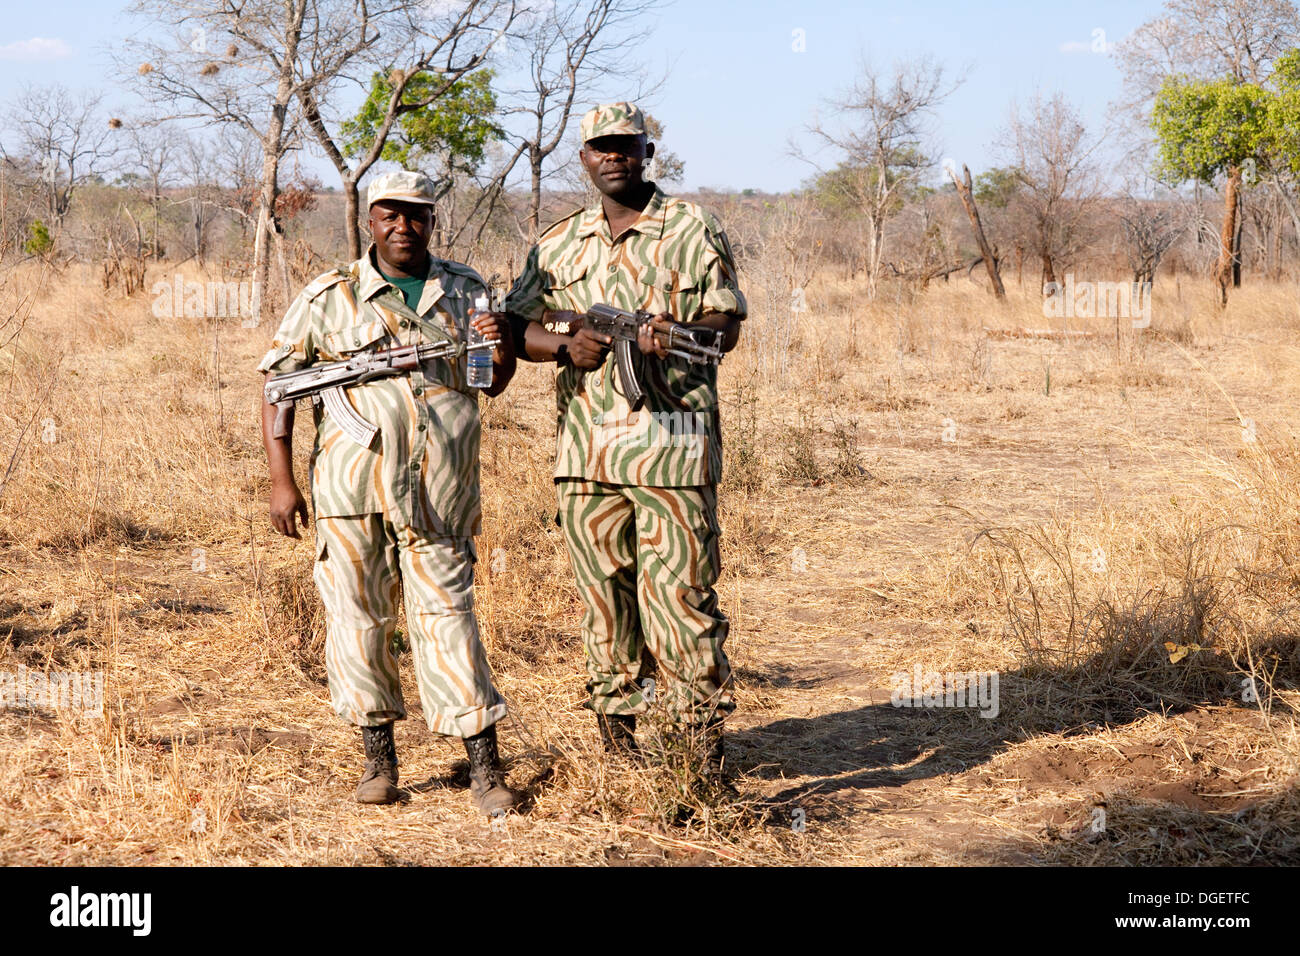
[463,724,517,817]
[355,722,401,804]
[597,713,640,760]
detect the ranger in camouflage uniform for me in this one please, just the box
[503,103,746,770]
[259,171,518,816]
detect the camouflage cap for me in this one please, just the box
[580,102,646,143]
[367,169,438,207]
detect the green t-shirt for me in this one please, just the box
[377,268,426,310]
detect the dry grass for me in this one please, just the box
[1,254,1298,865]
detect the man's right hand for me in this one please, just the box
[270,480,310,538]
[569,326,612,369]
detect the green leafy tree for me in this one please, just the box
[24,220,53,257]
[1152,75,1271,304]
[1257,49,1300,244]
[807,147,931,220]
[973,166,1021,208]
[1262,49,1300,178]
[341,69,502,181]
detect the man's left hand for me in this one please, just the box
[636,312,674,359]
[471,310,515,365]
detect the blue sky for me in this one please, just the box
[0,0,1161,192]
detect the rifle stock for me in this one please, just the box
[264,339,497,447]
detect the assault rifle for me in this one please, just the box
[264,338,498,448]
[583,303,724,410]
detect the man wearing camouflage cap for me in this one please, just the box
[503,102,747,777]
[258,170,519,817]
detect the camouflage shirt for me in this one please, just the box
[505,185,746,487]
[257,246,488,536]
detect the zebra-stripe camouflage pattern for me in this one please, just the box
[504,185,747,487]
[257,245,487,536]
[579,101,646,141]
[314,514,507,737]
[557,479,733,722]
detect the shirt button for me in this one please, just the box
[418,423,426,432]
[413,387,423,396]
[607,263,617,272]
[410,461,419,470]
[400,320,410,328]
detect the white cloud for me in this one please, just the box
[1059,40,1091,54]
[0,37,72,61]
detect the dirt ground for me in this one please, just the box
[1,263,1297,865]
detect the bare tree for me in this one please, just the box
[947,163,1005,298]
[1117,0,1300,108]
[177,132,226,264]
[995,92,1105,291]
[127,0,316,317]
[2,85,117,231]
[800,56,962,299]
[1116,0,1300,300]
[122,122,177,259]
[1120,193,1185,284]
[497,0,657,241]
[214,126,264,243]
[127,1,445,316]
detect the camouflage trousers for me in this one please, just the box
[556,480,733,723]
[313,514,507,737]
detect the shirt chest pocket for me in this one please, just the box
[637,266,699,320]
[545,264,591,311]
[322,318,391,358]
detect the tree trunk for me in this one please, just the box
[253,135,282,323]
[528,150,543,242]
[1232,207,1244,288]
[252,0,306,322]
[1040,251,1056,292]
[1272,203,1283,280]
[344,178,362,260]
[950,164,1005,299]
[193,203,204,266]
[864,215,884,300]
[1216,164,1243,307]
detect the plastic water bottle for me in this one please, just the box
[467,294,493,389]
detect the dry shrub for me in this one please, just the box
[535,714,762,846]
[720,379,765,496]
[973,436,1300,735]
[261,555,326,682]
[777,406,822,483]
[829,416,868,481]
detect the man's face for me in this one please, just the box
[368,199,433,271]
[579,134,655,198]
